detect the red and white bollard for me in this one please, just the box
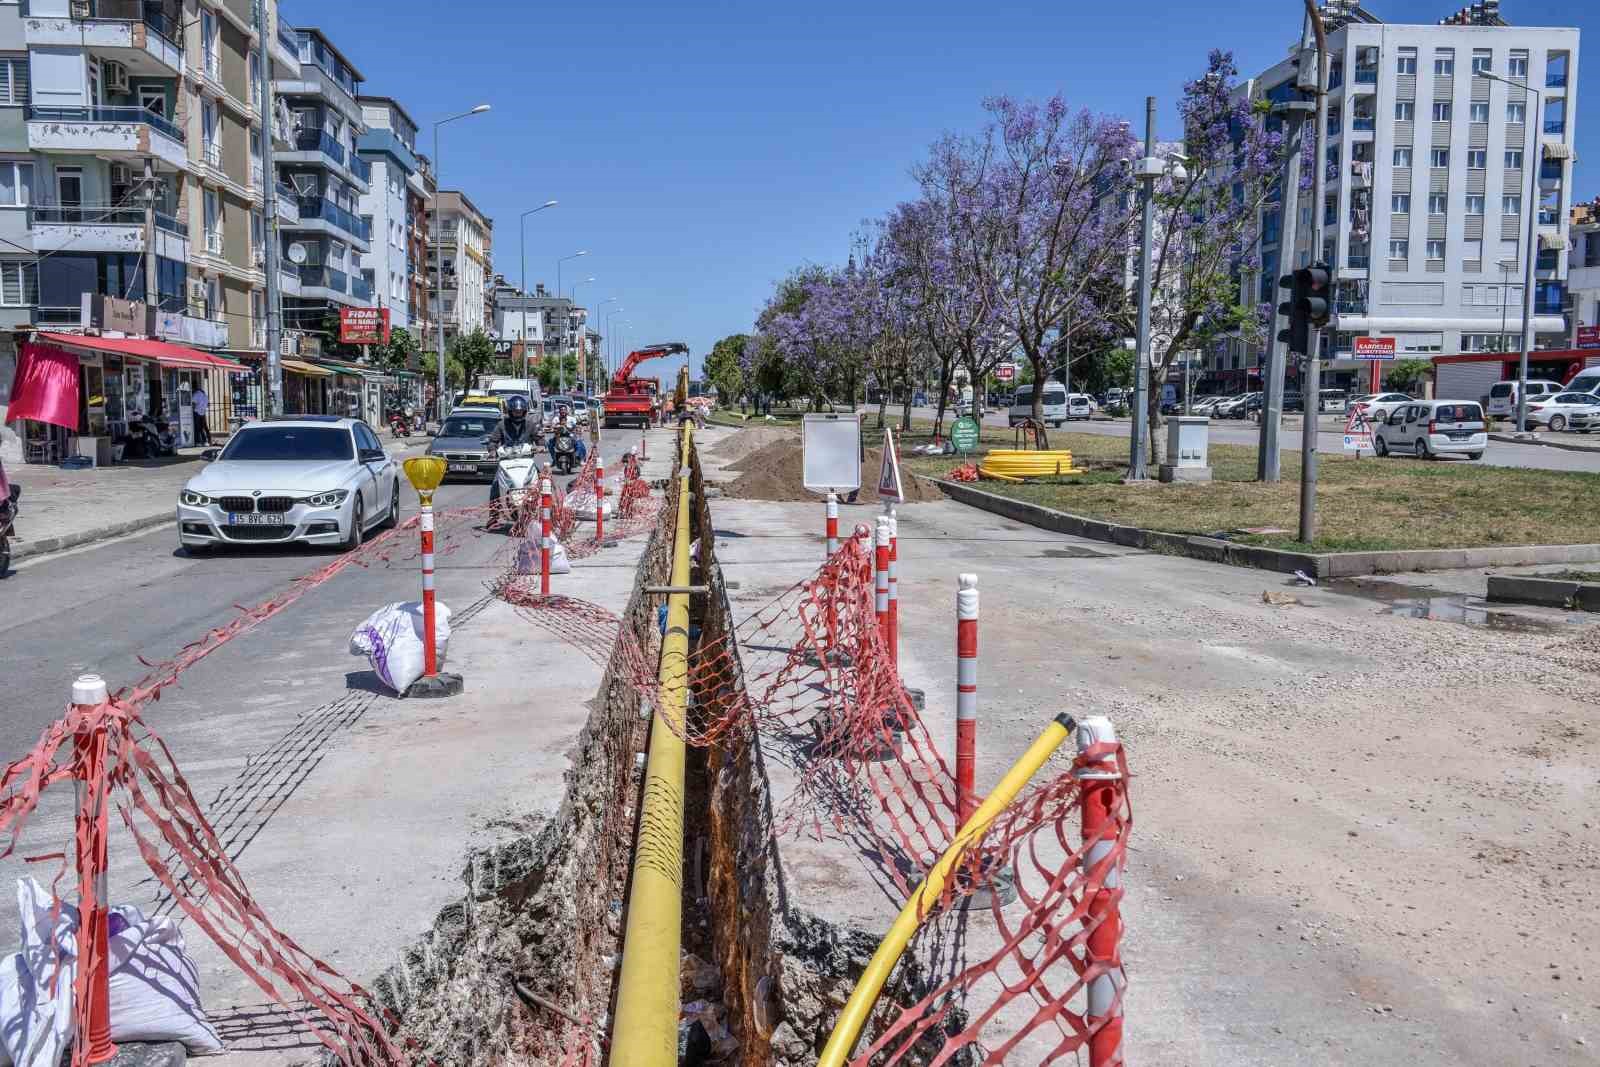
[639,428,649,460]
[955,573,979,828]
[595,454,607,544]
[825,491,839,559]
[1076,715,1125,1067]
[886,504,899,667]
[539,473,554,596]
[420,496,438,676]
[71,674,117,1065]
[873,515,891,653]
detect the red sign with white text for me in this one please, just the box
[339,307,391,346]
[995,363,1015,381]
[1353,335,1396,359]
[1578,325,1600,349]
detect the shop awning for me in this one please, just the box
[281,359,334,378]
[36,333,248,372]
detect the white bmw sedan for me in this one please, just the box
[177,417,402,552]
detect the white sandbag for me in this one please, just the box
[106,909,223,1054]
[511,539,570,576]
[0,879,75,1067]
[349,600,453,695]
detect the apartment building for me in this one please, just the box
[409,152,434,340]
[427,189,490,340]
[1216,0,1580,392]
[273,26,371,322]
[356,95,420,329]
[1570,198,1600,345]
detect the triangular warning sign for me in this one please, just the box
[1344,407,1373,435]
[878,426,904,502]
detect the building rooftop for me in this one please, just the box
[356,95,419,134]
[293,27,366,83]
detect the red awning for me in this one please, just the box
[36,332,249,372]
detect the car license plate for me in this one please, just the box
[448,462,477,472]
[1448,432,1470,440]
[229,512,284,526]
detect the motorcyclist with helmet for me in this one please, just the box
[486,395,543,506]
[547,403,588,469]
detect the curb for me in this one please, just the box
[932,478,1600,579]
[1487,575,1600,611]
[1487,432,1600,455]
[13,511,174,561]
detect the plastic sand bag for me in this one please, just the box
[512,539,571,576]
[349,600,453,695]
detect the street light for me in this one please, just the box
[519,200,559,382]
[432,103,492,422]
[570,277,596,390]
[555,251,588,393]
[1479,70,1543,435]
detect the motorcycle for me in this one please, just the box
[126,411,176,458]
[551,425,579,476]
[0,483,19,577]
[490,441,542,531]
[388,408,411,438]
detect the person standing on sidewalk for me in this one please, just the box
[191,384,210,446]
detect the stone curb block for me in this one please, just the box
[932,479,1600,579]
[12,511,173,561]
[1487,432,1600,455]
[1488,574,1600,611]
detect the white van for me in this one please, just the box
[1562,366,1600,397]
[1009,382,1070,427]
[1483,379,1563,419]
[1374,400,1487,460]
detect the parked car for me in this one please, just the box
[1318,389,1349,414]
[1009,382,1070,427]
[1105,388,1127,409]
[1566,406,1600,434]
[1350,392,1413,422]
[1525,391,1600,432]
[177,417,401,552]
[1282,391,1304,413]
[1373,401,1487,460]
[1483,379,1564,419]
[1214,393,1260,419]
[1066,393,1093,420]
[427,409,502,481]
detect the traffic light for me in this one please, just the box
[1276,262,1332,355]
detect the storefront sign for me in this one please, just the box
[339,307,391,345]
[149,309,229,350]
[83,294,147,336]
[1353,335,1397,360]
[1578,325,1600,349]
[995,363,1015,381]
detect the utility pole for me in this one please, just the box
[256,0,282,416]
[1299,0,1329,541]
[1127,95,1158,481]
[142,157,156,324]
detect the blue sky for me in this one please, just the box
[298,1,1594,379]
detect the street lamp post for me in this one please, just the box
[519,200,558,383]
[1480,71,1543,435]
[432,103,491,423]
[555,251,588,394]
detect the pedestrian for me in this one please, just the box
[191,383,210,446]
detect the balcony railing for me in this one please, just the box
[294,127,345,164]
[1354,66,1378,83]
[1544,119,1565,134]
[26,105,185,144]
[277,23,299,57]
[203,139,221,167]
[205,229,223,255]
[299,265,348,293]
[1347,254,1371,269]
[80,0,182,51]
[1352,115,1376,132]
[30,204,143,226]
[348,152,371,183]
[350,275,374,301]
[298,197,371,241]
[154,211,187,237]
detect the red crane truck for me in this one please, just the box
[602,341,688,428]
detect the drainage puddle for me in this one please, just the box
[1327,578,1572,633]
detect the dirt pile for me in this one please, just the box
[719,437,942,504]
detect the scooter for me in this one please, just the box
[550,426,579,475]
[490,441,541,531]
[0,482,18,576]
[127,411,176,458]
[387,408,411,438]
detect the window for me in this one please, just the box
[1466,195,1485,215]
[1503,195,1521,215]
[55,166,82,207]
[1389,239,1410,259]
[0,161,32,207]
[250,209,263,262]
[1508,51,1528,79]
[1471,50,1492,76]
[1430,148,1449,168]
[0,54,28,106]
[1506,102,1526,124]
[1434,50,1454,76]
[1505,148,1524,169]
[1543,98,1566,135]
[1467,149,1486,169]
[1393,147,1413,167]
[1432,101,1452,121]
[1427,239,1446,260]
[1395,101,1415,121]
[1470,102,1489,123]
[1397,48,1417,75]
[0,260,36,306]
[1428,193,1447,215]
[1547,52,1568,88]
[1391,194,1411,214]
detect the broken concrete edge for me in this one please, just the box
[12,510,173,560]
[1486,432,1600,454]
[1487,575,1600,611]
[931,478,1600,579]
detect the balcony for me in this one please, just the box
[350,275,374,302]
[279,264,302,296]
[348,153,371,183]
[295,126,345,164]
[23,3,183,78]
[1354,66,1378,84]
[28,203,188,260]
[298,264,364,305]
[26,105,187,172]
[280,126,369,190]
[1351,115,1376,133]
[295,197,371,244]
[275,183,300,224]
[1544,119,1565,135]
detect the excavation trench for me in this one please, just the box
[371,442,954,1066]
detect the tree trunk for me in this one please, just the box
[1147,387,1166,466]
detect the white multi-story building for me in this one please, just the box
[427,189,490,339]
[1569,199,1600,345]
[1213,0,1580,393]
[356,96,420,329]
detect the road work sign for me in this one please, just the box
[878,426,905,502]
[802,413,861,493]
[1342,408,1374,453]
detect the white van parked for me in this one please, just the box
[1483,379,1563,419]
[1009,382,1070,427]
[1374,400,1487,460]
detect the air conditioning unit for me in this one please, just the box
[108,163,132,187]
[69,0,91,18]
[280,334,296,355]
[103,62,131,94]
[188,278,207,304]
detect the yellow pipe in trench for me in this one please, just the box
[608,423,695,1065]
[816,712,1079,1067]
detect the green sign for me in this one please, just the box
[951,416,980,454]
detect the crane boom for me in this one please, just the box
[611,341,689,390]
[602,341,689,429]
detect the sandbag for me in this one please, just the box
[349,600,453,695]
[511,539,571,577]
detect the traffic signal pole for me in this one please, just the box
[1299,0,1330,544]
[1257,106,1305,483]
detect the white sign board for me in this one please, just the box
[802,413,861,493]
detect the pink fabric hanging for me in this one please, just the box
[5,342,81,431]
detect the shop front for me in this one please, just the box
[280,359,335,414]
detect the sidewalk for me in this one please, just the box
[8,434,423,561]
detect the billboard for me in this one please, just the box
[1353,335,1397,359]
[1578,325,1600,349]
[339,307,391,345]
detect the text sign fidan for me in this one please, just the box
[802,413,861,493]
